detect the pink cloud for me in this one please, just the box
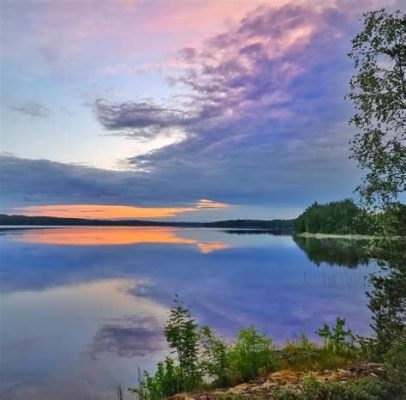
[1,0,343,78]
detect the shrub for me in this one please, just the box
[200,325,229,387]
[227,326,276,384]
[278,333,320,371]
[129,358,181,400]
[164,295,202,391]
[383,332,406,400]
[315,318,361,370]
[130,314,277,398]
[278,322,362,373]
[316,318,355,352]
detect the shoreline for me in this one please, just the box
[297,232,405,240]
[296,232,378,240]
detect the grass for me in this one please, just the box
[277,333,362,372]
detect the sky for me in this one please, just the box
[0,0,402,221]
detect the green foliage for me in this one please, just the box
[373,202,406,236]
[200,325,229,387]
[316,318,355,352]
[278,333,321,371]
[130,359,181,400]
[260,331,406,400]
[164,295,202,391]
[294,199,372,234]
[226,327,276,384]
[383,332,406,399]
[347,9,405,208]
[130,300,277,399]
[201,325,277,387]
[274,378,387,400]
[129,297,202,399]
[366,238,406,358]
[278,321,361,373]
[130,299,280,398]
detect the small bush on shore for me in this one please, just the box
[226,326,276,384]
[129,298,277,399]
[383,332,406,400]
[278,319,361,372]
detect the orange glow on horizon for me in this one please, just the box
[16,227,230,253]
[15,200,230,220]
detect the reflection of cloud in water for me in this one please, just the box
[16,227,230,254]
[0,278,169,400]
[91,315,166,358]
[0,230,375,400]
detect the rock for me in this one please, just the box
[172,363,383,399]
[261,381,277,389]
[268,370,299,385]
[235,383,250,390]
[168,394,192,400]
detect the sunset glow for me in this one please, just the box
[16,227,230,253]
[16,200,230,220]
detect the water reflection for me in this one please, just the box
[16,227,230,253]
[293,236,370,268]
[0,278,168,400]
[91,315,166,358]
[0,227,375,400]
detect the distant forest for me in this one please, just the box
[1,200,404,236]
[0,214,295,232]
[294,199,368,234]
[294,199,405,235]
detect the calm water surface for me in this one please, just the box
[0,227,374,399]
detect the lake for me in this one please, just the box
[0,227,375,400]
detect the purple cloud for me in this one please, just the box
[94,4,358,151]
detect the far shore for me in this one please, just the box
[296,232,403,240]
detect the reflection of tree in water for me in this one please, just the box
[366,238,406,357]
[293,236,370,268]
[295,234,405,358]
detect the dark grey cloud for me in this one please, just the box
[94,99,193,138]
[90,315,165,358]
[10,101,50,118]
[0,150,360,214]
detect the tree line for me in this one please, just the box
[294,199,405,236]
[294,199,371,234]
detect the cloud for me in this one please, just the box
[196,199,230,209]
[2,3,385,215]
[0,150,359,215]
[1,0,301,80]
[94,4,356,143]
[94,99,193,139]
[93,3,359,157]
[90,315,166,358]
[89,3,363,202]
[10,101,50,118]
